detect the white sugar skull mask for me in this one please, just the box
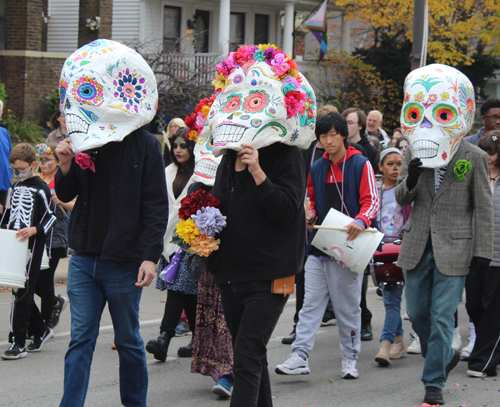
[204,60,316,157]
[401,63,475,168]
[59,39,158,153]
[192,132,221,186]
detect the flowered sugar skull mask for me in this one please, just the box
[59,39,158,153]
[198,44,316,157]
[401,63,475,168]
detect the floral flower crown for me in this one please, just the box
[35,144,53,155]
[214,44,305,119]
[184,44,306,138]
[184,94,217,143]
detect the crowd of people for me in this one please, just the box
[0,39,499,407]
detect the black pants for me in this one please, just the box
[219,280,288,407]
[293,269,305,324]
[465,265,500,375]
[34,246,66,326]
[160,290,197,337]
[361,271,372,326]
[12,238,47,346]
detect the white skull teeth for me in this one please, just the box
[194,159,218,180]
[66,113,90,136]
[214,123,248,143]
[412,139,439,159]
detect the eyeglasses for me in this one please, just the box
[10,165,31,176]
[347,121,359,125]
[483,115,500,121]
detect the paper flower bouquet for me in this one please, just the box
[171,189,226,257]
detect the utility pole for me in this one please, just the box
[412,0,427,70]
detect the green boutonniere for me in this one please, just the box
[454,159,472,182]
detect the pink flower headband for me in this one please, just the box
[212,44,306,119]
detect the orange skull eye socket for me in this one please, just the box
[403,103,423,125]
[222,94,242,113]
[433,104,458,124]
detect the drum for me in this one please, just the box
[370,241,404,287]
[0,229,29,288]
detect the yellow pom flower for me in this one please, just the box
[188,130,198,142]
[201,105,210,117]
[190,235,220,257]
[176,219,200,244]
[212,71,226,91]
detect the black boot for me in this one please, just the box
[177,336,194,357]
[146,331,171,362]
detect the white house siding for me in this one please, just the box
[46,0,79,53]
[112,0,141,44]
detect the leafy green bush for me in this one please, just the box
[0,82,7,106]
[3,109,45,143]
[47,87,60,116]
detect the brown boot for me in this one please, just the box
[389,334,407,359]
[375,340,391,366]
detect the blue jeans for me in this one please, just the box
[60,254,147,407]
[380,283,404,342]
[405,248,465,389]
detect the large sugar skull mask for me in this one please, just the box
[401,64,475,168]
[59,39,158,153]
[204,55,316,157]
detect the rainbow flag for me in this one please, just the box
[305,0,328,60]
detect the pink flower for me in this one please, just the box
[284,91,306,119]
[195,112,207,131]
[273,62,290,77]
[271,52,287,66]
[75,153,95,172]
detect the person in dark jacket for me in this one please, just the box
[0,100,12,208]
[55,129,168,406]
[209,141,306,407]
[464,98,500,145]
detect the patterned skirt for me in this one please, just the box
[190,261,233,382]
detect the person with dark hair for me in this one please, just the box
[46,111,68,145]
[342,107,379,168]
[146,127,198,362]
[465,98,500,145]
[276,112,379,380]
[465,130,500,378]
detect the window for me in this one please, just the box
[163,5,181,52]
[193,10,210,53]
[254,14,269,45]
[0,0,6,50]
[230,12,245,52]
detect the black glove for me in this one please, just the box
[470,256,490,274]
[406,158,424,190]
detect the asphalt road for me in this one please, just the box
[0,258,498,407]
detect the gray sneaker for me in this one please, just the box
[275,352,310,375]
[1,342,27,360]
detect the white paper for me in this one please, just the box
[311,208,384,274]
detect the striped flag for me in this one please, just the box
[305,0,328,60]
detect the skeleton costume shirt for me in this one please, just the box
[5,176,56,243]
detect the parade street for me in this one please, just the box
[0,257,498,407]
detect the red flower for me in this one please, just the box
[179,190,220,220]
[184,112,197,129]
[75,153,95,172]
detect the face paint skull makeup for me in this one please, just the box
[196,44,316,157]
[59,39,158,153]
[401,63,475,168]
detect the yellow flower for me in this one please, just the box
[201,105,210,117]
[212,71,226,91]
[176,219,200,244]
[187,130,198,142]
[190,235,220,257]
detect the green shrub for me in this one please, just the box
[0,82,7,106]
[3,109,45,143]
[47,87,60,116]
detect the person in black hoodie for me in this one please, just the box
[209,140,306,407]
[0,143,56,360]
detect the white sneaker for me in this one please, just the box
[341,357,358,379]
[452,332,462,351]
[403,313,410,320]
[275,352,310,375]
[407,333,421,354]
[460,345,473,360]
